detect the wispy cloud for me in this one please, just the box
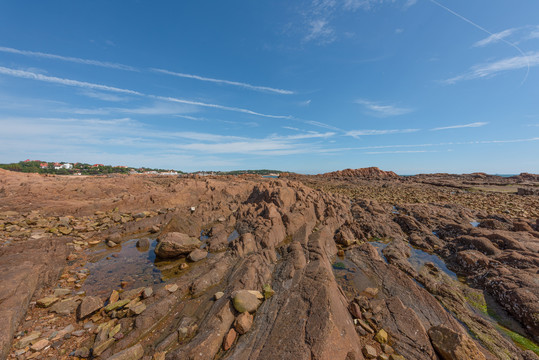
[0,116,338,159]
[443,52,539,84]
[365,150,433,155]
[0,45,293,95]
[302,0,416,45]
[355,99,414,117]
[346,128,419,138]
[0,46,137,71]
[304,19,336,44]
[431,122,488,131]
[152,68,295,95]
[0,66,290,119]
[473,28,517,47]
[271,131,335,140]
[344,0,416,11]
[80,90,129,102]
[428,0,531,85]
[473,26,539,47]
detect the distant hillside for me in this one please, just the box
[319,167,399,179]
[212,169,283,176]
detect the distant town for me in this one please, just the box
[0,159,282,177]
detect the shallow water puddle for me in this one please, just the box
[83,238,163,297]
[227,229,239,243]
[332,257,377,298]
[470,221,480,227]
[368,241,389,263]
[408,247,457,279]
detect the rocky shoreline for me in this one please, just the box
[0,168,538,359]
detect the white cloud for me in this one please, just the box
[0,46,136,71]
[0,45,294,96]
[0,66,290,119]
[80,90,129,102]
[355,99,414,117]
[443,52,539,84]
[346,128,419,137]
[0,116,336,159]
[473,28,517,47]
[431,122,488,131]
[152,68,295,95]
[365,150,433,154]
[302,0,416,44]
[472,26,539,47]
[272,131,335,140]
[304,19,336,44]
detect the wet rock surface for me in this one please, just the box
[0,168,538,359]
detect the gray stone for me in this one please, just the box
[187,248,207,262]
[136,238,150,250]
[362,345,377,359]
[50,298,79,316]
[53,288,71,297]
[142,287,153,299]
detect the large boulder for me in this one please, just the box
[155,232,201,259]
[428,325,486,360]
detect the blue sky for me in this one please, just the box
[0,0,538,174]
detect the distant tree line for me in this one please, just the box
[0,161,183,176]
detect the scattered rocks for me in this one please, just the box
[136,238,150,249]
[165,284,179,293]
[375,329,388,344]
[234,312,254,334]
[30,339,49,352]
[77,296,103,320]
[362,344,378,359]
[106,240,118,247]
[104,299,130,312]
[143,287,153,299]
[262,284,275,299]
[187,248,207,262]
[36,296,59,308]
[223,328,237,351]
[50,298,79,316]
[363,287,379,298]
[109,289,120,304]
[53,288,71,297]
[92,337,115,356]
[232,290,263,313]
[16,332,41,349]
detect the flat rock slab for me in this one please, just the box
[77,296,103,320]
[0,237,68,360]
[107,343,144,360]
